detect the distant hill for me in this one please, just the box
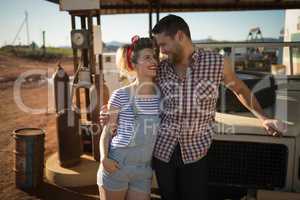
[106,41,125,47]
[104,41,124,52]
[193,37,282,43]
[51,37,284,53]
[104,38,283,52]
[57,41,126,52]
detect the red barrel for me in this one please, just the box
[12,128,45,189]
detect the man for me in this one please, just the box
[101,14,286,200]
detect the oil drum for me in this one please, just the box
[12,128,45,189]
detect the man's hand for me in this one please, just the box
[99,104,117,136]
[99,105,110,126]
[101,158,120,174]
[262,119,287,137]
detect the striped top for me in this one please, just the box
[109,86,160,148]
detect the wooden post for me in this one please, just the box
[149,3,153,38]
[156,2,160,24]
[94,14,110,162]
[81,16,92,121]
[71,15,81,114]
[289,46,294,75]
[42,31,46,56]
[88,13,101,161]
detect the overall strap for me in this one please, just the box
[124,86,139,117]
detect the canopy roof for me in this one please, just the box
[45,0,300,15]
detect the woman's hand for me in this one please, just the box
[101,158,120,174]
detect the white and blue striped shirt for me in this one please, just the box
[109,86,160,148]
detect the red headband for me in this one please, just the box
[126,35,140,70]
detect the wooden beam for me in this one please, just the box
[51,1,300,15]
[71,15,81,113]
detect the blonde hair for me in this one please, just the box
[115,45,136,78]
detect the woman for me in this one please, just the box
[97,36,160,200]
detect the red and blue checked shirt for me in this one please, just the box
[154,49,224,164]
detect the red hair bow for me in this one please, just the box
[126,35,140,70]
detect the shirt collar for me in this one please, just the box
[162,49,203,80]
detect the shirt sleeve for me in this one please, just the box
[108,89,122,109]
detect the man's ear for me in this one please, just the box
[173,31,180,41]
[176,31,184,41]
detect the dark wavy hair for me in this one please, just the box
[152,14,191,39]
[131,37,156,64]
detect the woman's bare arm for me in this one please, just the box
[99,106,120,173]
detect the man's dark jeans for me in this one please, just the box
[153,144,208,200]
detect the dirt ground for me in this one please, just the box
[0,54,102,200]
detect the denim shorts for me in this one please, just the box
[97,147,153,193]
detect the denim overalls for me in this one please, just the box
[97,86,160,193]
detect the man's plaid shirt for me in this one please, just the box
[154,49,224,164]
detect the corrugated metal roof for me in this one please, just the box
[45,0,300,15]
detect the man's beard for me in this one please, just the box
[169,45,183,64]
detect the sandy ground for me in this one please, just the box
[0,54,102,200]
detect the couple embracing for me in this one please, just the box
[97,15,286,200]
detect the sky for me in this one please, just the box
[0,0,286,47]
